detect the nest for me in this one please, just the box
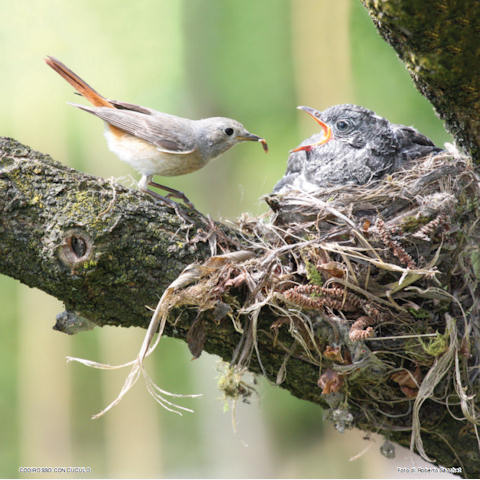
[169,150,480,463]
[90,150,479,464]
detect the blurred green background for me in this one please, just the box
[0,0,451,478]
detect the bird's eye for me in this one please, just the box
[336,120,350,131]
[224,127,234,136]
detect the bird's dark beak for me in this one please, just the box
[238,132,269,153]
[291,105,333,153]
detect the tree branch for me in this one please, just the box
[0,136,322,402]
[361,0,480,163]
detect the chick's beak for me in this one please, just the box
[291,105,333,153]
[237,132,269,153]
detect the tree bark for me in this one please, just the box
[361,0,480,163]
[0,136,322,401]
[0,137,478,477]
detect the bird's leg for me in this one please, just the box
[148,180,195,210]
[146,190,193,224]
[138,175,193,224]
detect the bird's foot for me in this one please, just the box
[144,189,193,224]
[148,181,195,210]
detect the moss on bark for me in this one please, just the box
[361,0,480,162]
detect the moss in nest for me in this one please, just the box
[403,337,436,366]
[299,248,324,285]
[470,249,480,279]
[419,330,449,356]
[407,307,431,319]
[457,192,479,216]
[401,215,431,232]
[217,364,255,411]
[305,260,323,286]
[221,293,241,312]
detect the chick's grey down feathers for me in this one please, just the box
[273,104,442,193]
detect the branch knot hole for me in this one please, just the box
[57,229,94,268]
[71,235,87,257]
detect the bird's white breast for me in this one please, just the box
[104,128,207,177]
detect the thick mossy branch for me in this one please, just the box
[0,137,213,328]
[361,0,480,163]
[0,136,322,399]
[1,137,479,477]
[0,136,329,421]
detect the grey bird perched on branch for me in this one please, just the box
[45,56,268,210]
[273,104,442,194]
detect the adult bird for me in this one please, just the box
[45,56,268,210]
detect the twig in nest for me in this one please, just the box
[67,265,203,418]
[271,316,319,353]
[375,218,417,269]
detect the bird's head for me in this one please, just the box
[196,117,268,160]
[291,104,382,153]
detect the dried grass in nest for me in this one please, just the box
[71,151,480,463]
[219,151,480,461]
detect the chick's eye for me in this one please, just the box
[224,127,234,136]
[336,120,350,131]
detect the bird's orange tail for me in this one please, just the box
[45,56,113,108]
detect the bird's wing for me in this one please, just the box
[392,124,443,161]
[392,124,436,148]
[70,103,196,154]
[273,173,298,193]
[107,99,156,115]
